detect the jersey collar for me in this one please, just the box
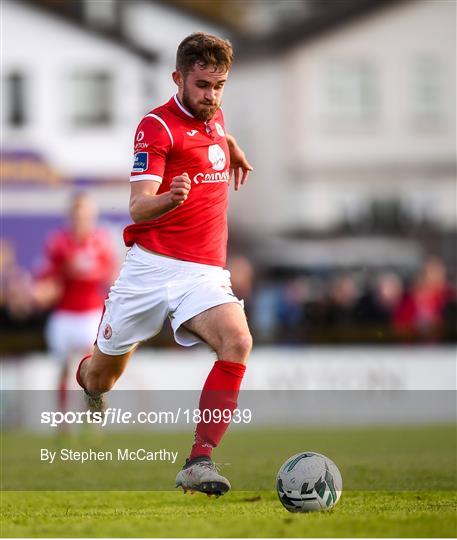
[173,94,194,118]
[171,94,217,133]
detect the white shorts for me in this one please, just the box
[96,244,243,355]
[46,309,102,362]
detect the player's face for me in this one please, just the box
[70,197,97,238]
[175,64,228,121]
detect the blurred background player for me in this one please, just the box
[35,192,117,413]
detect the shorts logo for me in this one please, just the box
[221,284,236,298]
[132,152,148,172]
[136,130,144,142]
[215,122,224,137]
[208,144,226,171]
[103,324,112,340]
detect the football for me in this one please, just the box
[276,452,342,512]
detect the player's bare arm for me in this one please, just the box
[32,277,62,309]
[226,133,253,190]
[129,174,191,223]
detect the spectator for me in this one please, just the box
[393,256,454,341]
[227,254,255,315]
[356,272,403,327]
[0,238,35,321]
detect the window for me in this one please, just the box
[411,56,443,123]
[69,71,113,127]
[323,60,378,123]
[5,72,27,127]
[83,0,118,29]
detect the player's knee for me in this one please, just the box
[222,331,252,362]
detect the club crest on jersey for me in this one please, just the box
[208,144,226,171]
[132,152,148,172]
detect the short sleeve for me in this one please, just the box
[130,115,173,183]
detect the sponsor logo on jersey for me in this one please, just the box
[193,170,230,184]
[215,122,225,137]
[186,129,198,137]
[208,144,226,171]
[132,152,148,172]
[136,131,144,142]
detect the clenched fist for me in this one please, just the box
[170,173,191,205]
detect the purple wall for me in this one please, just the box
[2,213,130,271]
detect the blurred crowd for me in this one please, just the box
[240,256,457,344]
[2,231,455,352]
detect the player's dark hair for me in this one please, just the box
[176,32,234,74]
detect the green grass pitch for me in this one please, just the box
[1,425,456,537]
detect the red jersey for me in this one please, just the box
[38,229,116,312]
[124,95,230,267]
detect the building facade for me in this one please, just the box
[225,0,456,233]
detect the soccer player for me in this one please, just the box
[76,32,253,496]
[36,192,117,412]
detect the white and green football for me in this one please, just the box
[276,452,342,512]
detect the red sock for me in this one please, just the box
[189,360,246,460]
